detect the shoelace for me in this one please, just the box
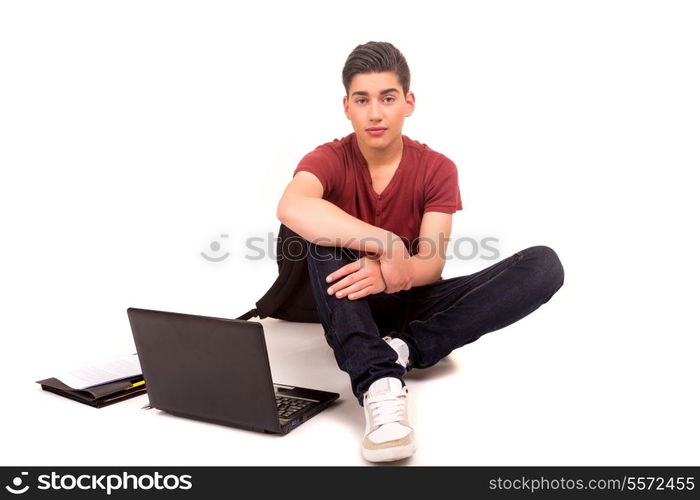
[366,392,407,427]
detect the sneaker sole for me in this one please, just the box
[361,441,417,463]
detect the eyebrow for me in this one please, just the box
[350,88,400,97]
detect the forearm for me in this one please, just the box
[408,255,444,287]
[277,195,396,255]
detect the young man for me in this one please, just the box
[276,42,564,462]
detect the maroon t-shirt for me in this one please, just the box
[293,132,462,256]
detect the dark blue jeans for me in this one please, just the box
[305,243,565,405]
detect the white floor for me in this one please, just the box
[6,282,699,466]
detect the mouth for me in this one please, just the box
[365,127,387,137]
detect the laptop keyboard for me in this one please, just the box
[276,396,313,419]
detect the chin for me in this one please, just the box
[364,136,388,147]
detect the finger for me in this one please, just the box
[332,277,372,299]
[335,278,373,299]
[328,270,366,295]
[326,260,361,284]
[346,282,381,300]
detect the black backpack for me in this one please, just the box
[236,224,320,323]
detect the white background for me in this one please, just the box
[1,0,698,466]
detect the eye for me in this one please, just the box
[355,98,367,104]
[384,96,396,103]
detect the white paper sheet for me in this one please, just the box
[56,354,142,390]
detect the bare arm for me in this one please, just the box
[407,211,453,286]
[322,211,453,298]
[277,171,399,255]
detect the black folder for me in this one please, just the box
[36,377,147,408]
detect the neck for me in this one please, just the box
[356,134,403,169]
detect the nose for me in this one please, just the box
[368,99,382,122]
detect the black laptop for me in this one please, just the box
[126,307,339,434]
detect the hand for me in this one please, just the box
[379,238,415,294]
[325,257,387,300]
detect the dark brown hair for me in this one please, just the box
[342,41,411,97]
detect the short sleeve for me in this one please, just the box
[424,156,463,214]
[293,146,342,200]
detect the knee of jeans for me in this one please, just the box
[524,245,565,293]
[306,242,358,269]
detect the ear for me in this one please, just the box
[343,95,350,119]
[404,91,416,117]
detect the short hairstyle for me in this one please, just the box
[342,41,411,97]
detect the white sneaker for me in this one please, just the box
[383,336,411,370]
[361,377,416,462]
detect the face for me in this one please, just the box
[343,71,415,151]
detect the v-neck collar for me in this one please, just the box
[351,132,407,199]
